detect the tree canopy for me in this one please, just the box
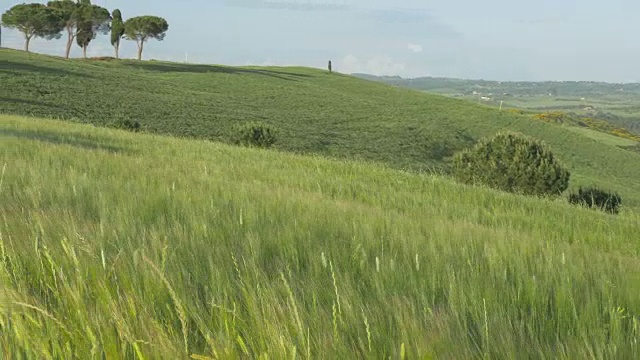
[46,0,109,59]
[74,3,111,58]
[47,0,84,58]
[110,9,125,59]
[124,15,169,60]
[3,1,169,59]
[1,3,63,52]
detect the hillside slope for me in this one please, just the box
[2,114,640,358]
[1,49,640,207]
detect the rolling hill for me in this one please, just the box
[351,73,640,97]
[353,73,640,134]
[1,114,640,358]
[1,48,640,208]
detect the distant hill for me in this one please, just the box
[353,73,640,134]
[1,48,640,206]
[351,73,640,97]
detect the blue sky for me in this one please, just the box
[2,0,640,82]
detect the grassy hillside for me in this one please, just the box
[2,48,640,208]
[2,114,640,358]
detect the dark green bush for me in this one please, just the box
[568,187,622,214]
[110,119,141,132]
[234,122,277,148]
[452,132,570,196]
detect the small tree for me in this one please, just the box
[75,20,93,58]
[453,132,570,196]
[47,0,83,58]
[1,3,63,52]
[234,122,277,148]
[568,187,622,214]
[124,16,169,60]
[110,9,125,59]
[74,3,111,58]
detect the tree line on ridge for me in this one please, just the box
[1,0,168,60]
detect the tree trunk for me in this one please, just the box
[65,27,75,59]
[82,45,87,59]
[25,34,32,53]
[137,40,144,61]
[115,41,120,59]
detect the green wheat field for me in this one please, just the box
[2,48,640,358]
[2,115,640,358]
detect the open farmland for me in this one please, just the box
[355,73,640,135]
[2,49,640,208]
[3,0,640,357]
[1,115,640,358]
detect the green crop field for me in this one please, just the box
[2,48,640,209]
[3,48,640,358]
[2,114,640,358]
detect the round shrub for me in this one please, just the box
[568,187,622,214]
[452,132,570,196]
[110,119,141,132]
[234,122,277,148]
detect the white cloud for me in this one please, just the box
[341,54,360,72]
[338,54,407,76]
[408,43,423,53]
